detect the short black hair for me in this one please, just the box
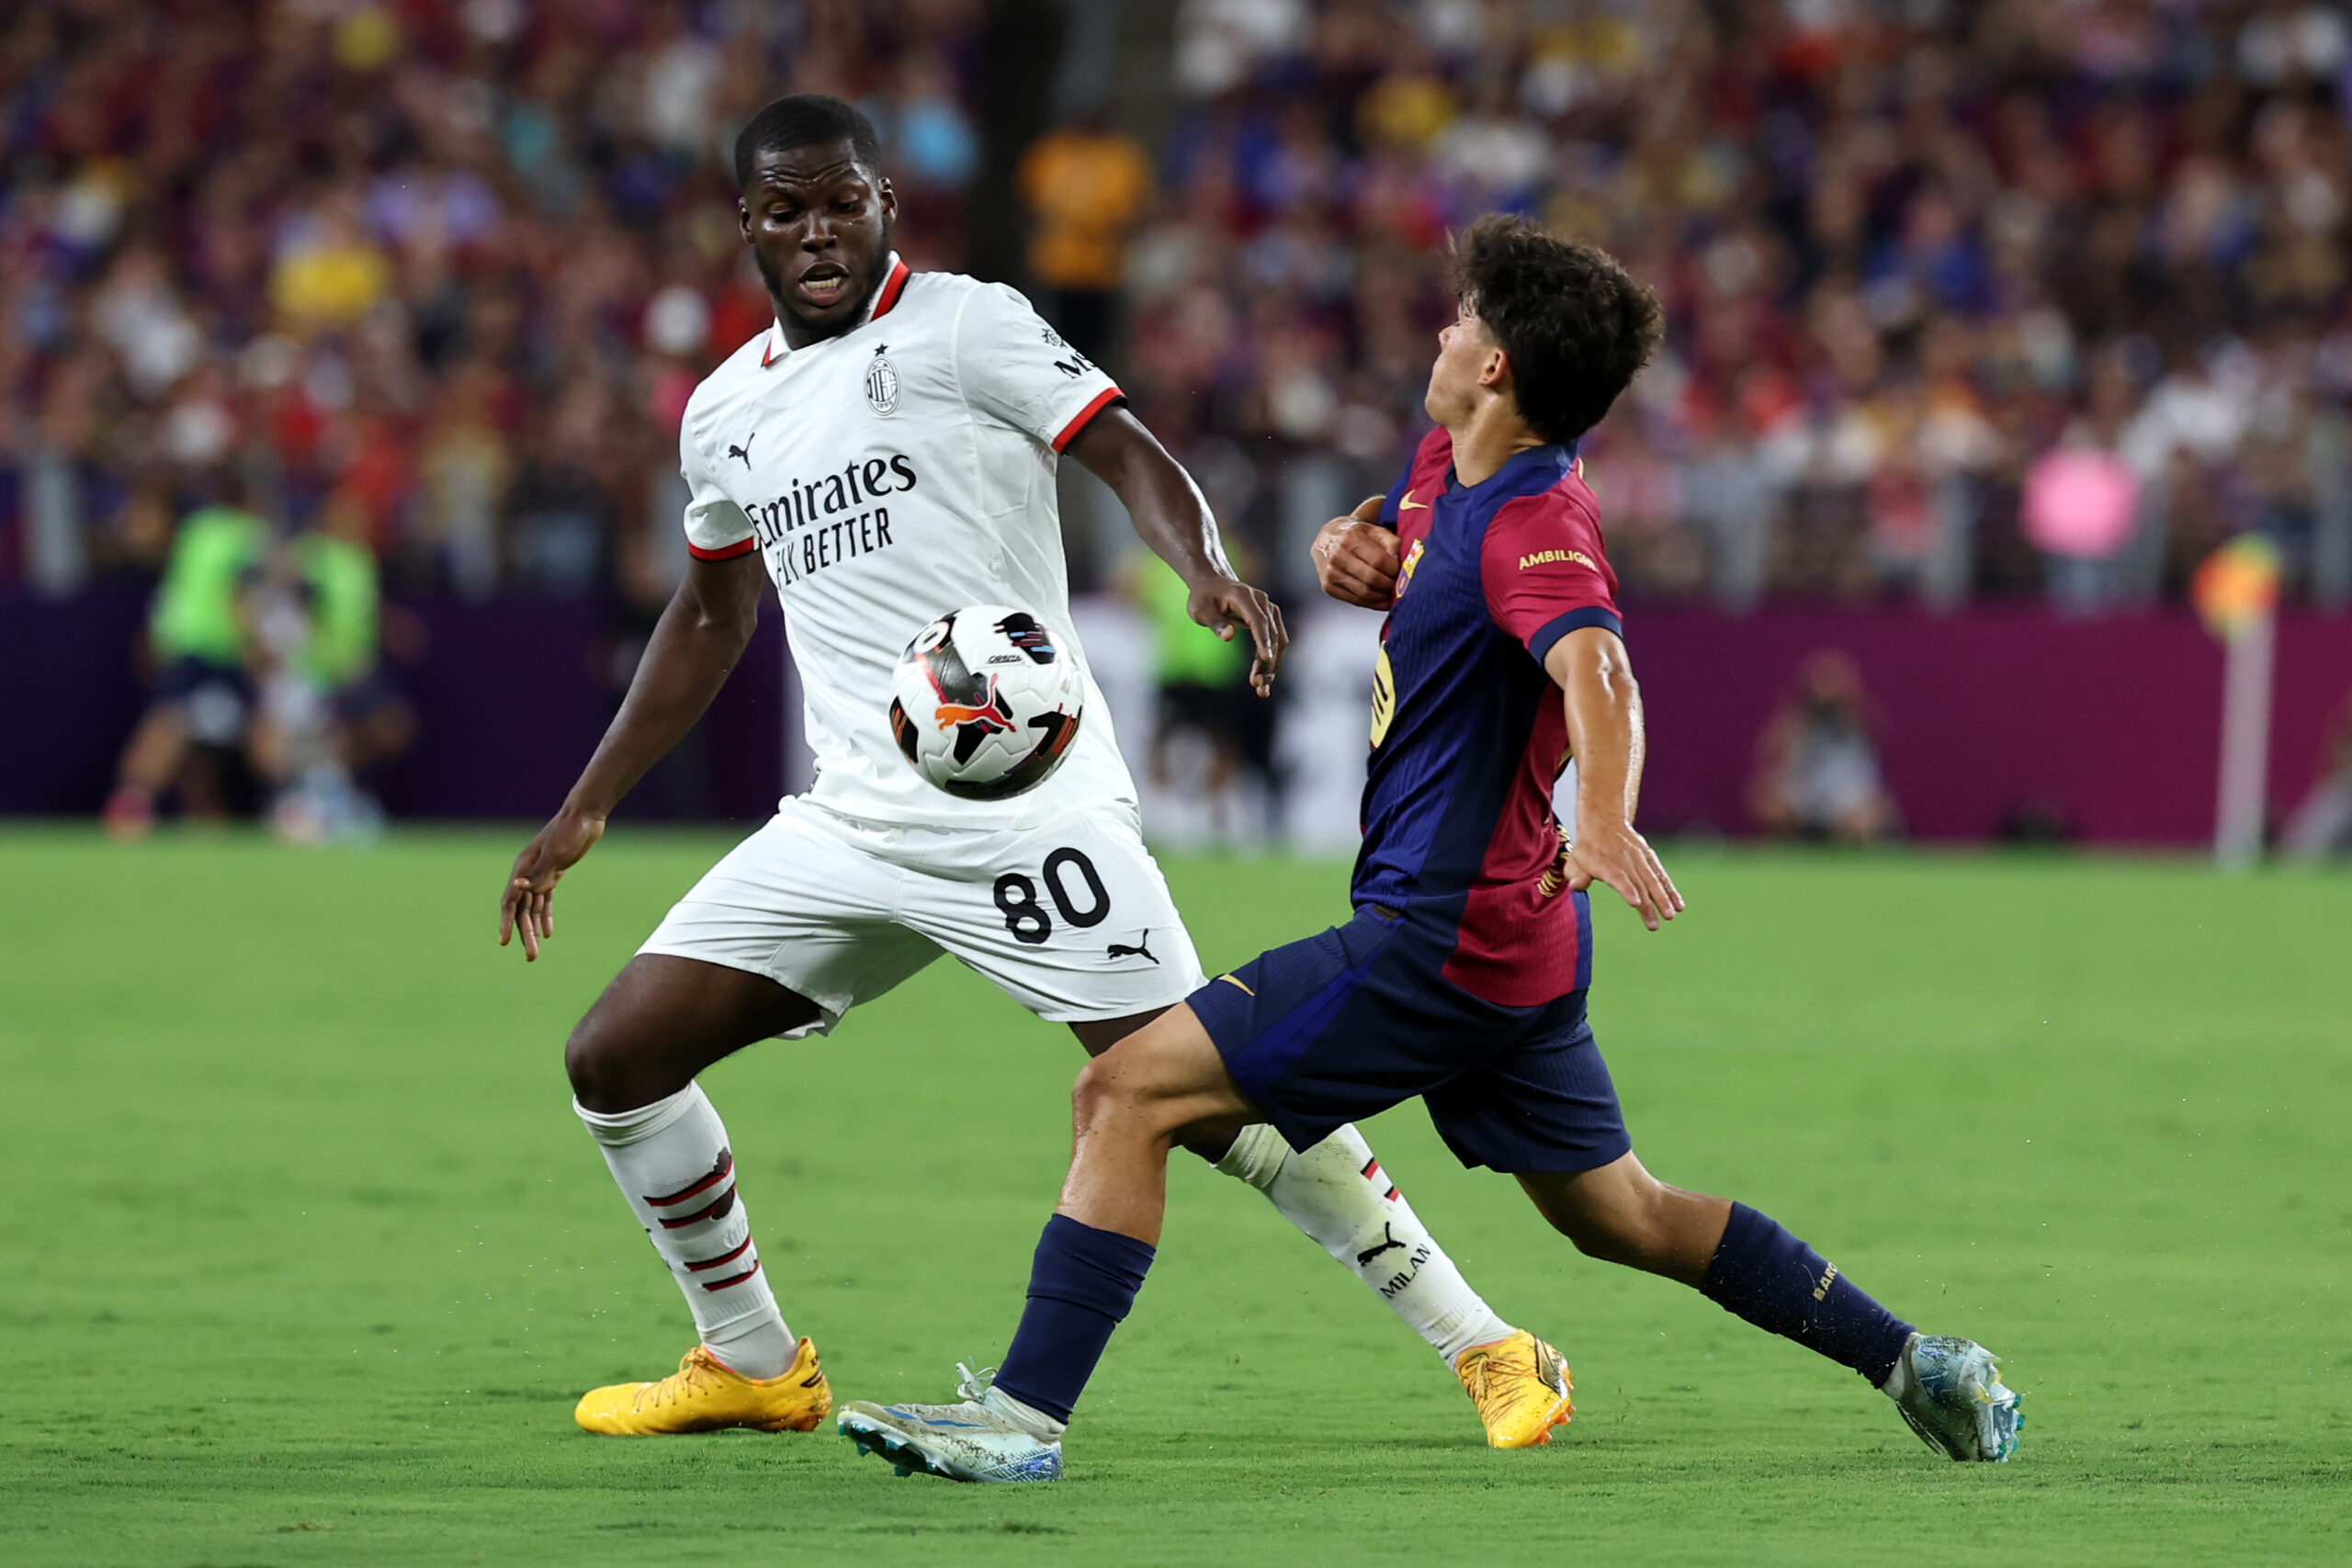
[1451,214,1664,446]
[733,94,884,189]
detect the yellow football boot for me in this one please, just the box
[573,1338,831,1436]
[1454,1329,1573,1449]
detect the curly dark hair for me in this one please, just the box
[1450,214,1664,446]
[733,94,884,189]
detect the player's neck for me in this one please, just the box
[771,270,888,352]
[1445,402,1547,487]
[775,303,865,352]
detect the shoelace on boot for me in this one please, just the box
[1462,1345,1545,1412]
[954,1360,997,1403]
[633,1348,727,1411]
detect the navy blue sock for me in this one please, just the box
[1699,1201,1915,1386]
[992,1213,1157,1424]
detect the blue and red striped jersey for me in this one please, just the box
[1353,426,1623,1006]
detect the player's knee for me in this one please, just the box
[562,1023,602,1104]
[1069,1050,1183,1142]
[1069,1054,1126,1131]
[564,1013,632,1111]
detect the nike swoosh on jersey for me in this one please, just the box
[1399,495,1429,510]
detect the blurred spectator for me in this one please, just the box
[1133,551,1275,850]
[252,495,413,843]
[2023,349,2146,612]
[302,492,416,779]
[103,491,268,839]
[2284,689,2352,860]
[1747,649,1900,843]
[270,193,393,335]
[1018,107,1153,364]
[414,359,510,601]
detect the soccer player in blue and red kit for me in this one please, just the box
[839,217,2023,1482]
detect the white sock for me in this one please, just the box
[1216,1123,1514,1365]
[980,1383,1068,1440]
[574,1083,795,1380]
[1880,1332,1920,1398]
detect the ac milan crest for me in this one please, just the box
[865,344,899,415]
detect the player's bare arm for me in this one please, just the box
[499,552,766,959]
[1310,495,1400,610]
[1064,408,1287,695]
[1547,625,1683,931]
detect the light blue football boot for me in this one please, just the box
[837,1362,1064,1483]
[1884,1333,2023,1461]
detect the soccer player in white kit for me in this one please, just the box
[497,96,1570,1449]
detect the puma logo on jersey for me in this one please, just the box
[1519,547,1597,571]
[1106,931,1158,964]
[728,433,755,468]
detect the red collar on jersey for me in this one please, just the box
[762,256,911,368]
[869,255,911,321]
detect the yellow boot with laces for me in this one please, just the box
[1454,1329,1573,1449]
[573,1338,831,1435]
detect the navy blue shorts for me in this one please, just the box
[155,656,250,705]
[1188,904,1632,1175]
[154,657,252,747]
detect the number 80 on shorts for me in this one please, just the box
[993,847,1111,945]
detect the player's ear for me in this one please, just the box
[876,176,899,225]
[1478,344,1511,391]
[737,195,754,245]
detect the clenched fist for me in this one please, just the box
[1311,496,1401,610]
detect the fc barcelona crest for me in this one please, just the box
[865,344,899,415]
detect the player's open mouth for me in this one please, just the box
[798,265,852,308]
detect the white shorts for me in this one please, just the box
[639,795,1206,1037]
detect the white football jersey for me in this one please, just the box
[678,256,1136,828]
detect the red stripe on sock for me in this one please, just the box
[1385,1186,1400,1201]
[684,1236,753,1272]
[656,1186,736,1228]
[700,1259,763,1292]
[1361,1158,1381,1179]
[644,1153,734,1208]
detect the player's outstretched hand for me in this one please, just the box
[1187,575,1289,696]
[1311,514,1401,611]
[1566,820,1684,932]
[499,806,606,962]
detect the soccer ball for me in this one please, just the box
[888,605,1085,799]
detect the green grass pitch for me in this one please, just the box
[1,828,2346,1566]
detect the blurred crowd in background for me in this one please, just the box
[1110,0,2352,614]
[1,0,984,611]
[5,0,2352,846]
